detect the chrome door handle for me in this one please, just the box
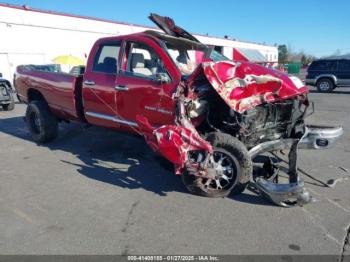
[84,80,95,86]
[114,85,128,91]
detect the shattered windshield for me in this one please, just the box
[164,40,230,76]
[148,31,230,76]
[209,50,230,63]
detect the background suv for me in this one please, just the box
[305,59,350,92]
[0,72,15,111]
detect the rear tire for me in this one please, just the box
[25,101,58,143]
[181,132,252,198]
[317,78,334,93]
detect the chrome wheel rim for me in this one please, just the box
[189,150,239,191]
[30,112,41,134]
[319,81,330,91]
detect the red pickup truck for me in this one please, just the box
[15,14,343,206]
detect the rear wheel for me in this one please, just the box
[25,100,58,143]
[181,132,252,198]
[317,78,334,93]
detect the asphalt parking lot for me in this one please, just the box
[0,86,349,256]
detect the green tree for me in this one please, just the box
[278,44,288,64]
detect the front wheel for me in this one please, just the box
[181,132,252,198]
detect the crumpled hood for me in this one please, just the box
[200,61,309,113]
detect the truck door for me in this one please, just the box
[82,41,121,129]
[115,41,176,130]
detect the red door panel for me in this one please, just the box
[82,41,121,129]
[115,40,177,129]
[115,75,175,127]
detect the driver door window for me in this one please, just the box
[124,42,168,79]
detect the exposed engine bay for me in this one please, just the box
[186,81,309,149]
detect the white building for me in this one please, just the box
[0,3,278,81]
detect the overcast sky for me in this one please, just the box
[2,0,349,57]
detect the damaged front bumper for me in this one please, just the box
[249,125,343,207]
[299,125,344,149]
[254,178,311,207]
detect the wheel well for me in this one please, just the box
[27,89,46,103]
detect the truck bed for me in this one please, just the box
[15,67,84,122]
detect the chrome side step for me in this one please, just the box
[85,111,138,127]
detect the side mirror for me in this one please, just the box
[155,73,170,84]
[0,72,2,78]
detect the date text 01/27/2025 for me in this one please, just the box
[127,255,219,261]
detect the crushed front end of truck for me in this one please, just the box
[137,59,343,207]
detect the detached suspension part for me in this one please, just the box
[249,139,312,207]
